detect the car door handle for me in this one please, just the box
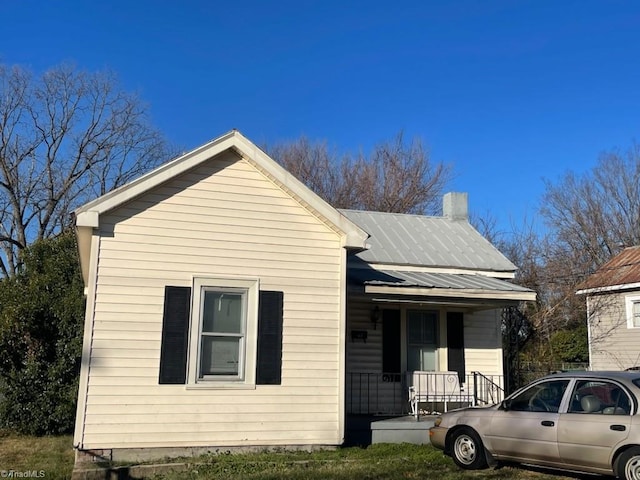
[611,425,626,432]
[541,420,555,427]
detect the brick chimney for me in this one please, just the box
[443,192,468,221]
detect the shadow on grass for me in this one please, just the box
[497,462,610,480]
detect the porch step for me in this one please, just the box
[370,415,436,445]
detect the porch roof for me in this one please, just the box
[349,267,536,302]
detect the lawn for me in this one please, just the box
[147,444,604,480]
[0,433,604,480]
[0,430,75,480]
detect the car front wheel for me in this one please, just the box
[450,427,487,470]
[616,447,640,480]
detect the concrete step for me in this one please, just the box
[371,415,437,445]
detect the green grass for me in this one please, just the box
[0,433,600,480]
[148,444,595,480]
[0,430,74,480]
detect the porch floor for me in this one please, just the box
[345,415,438,446]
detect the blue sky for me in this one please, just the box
[3,0,639,235]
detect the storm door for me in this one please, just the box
[407,310,438,371]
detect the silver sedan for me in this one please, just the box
[429,371,640,479]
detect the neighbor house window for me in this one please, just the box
[188,277,259,386]
[625,295,640,329]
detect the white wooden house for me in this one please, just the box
[577,246,640,370]
[73,130,534,462]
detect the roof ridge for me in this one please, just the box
[338,208,444,220]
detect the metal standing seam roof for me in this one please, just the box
[340,209,517,273]
[348,267,533,294]
[578,245,640,291]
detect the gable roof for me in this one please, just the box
[74,130,369,284]
[340,209,517,274]
[75,130,368,248]
[577,246,640,294]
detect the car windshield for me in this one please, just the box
[632,378,640,389]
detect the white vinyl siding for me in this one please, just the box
[345,299,504,378]
[462,308,504,376]
[79,152,345,449]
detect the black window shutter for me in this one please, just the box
[447,312,466,383]
[159,286,191,384]
[382,309,401,376]
[256,290,283,385]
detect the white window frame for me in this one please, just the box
[625,294,640,329]
[187,276,259,388]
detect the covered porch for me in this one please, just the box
[340,202,536,445]
[344,261,535,423]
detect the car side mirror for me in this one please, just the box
[500,399,511,411]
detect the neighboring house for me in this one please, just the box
[577,246,640,370]
[73,130,535,462]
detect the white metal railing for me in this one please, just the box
[408,371,466,417]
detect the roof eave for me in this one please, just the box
[577,281,640,295]
[364,285,537,302]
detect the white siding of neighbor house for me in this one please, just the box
[588,292,640,370]
[78,151,346,449]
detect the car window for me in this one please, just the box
[507,380,570,413]
[568,380,631,415]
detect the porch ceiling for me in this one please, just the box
[349,268,536,303]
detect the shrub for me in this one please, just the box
[0,232,85,434]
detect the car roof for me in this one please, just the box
[542,370,640,382]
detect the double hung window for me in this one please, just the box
[199,288,246,379]
[187,277,258,386]
[158,277,283,387]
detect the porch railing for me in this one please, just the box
[346,371,505,415]
[472,371,505,406]
[347,372,407,415]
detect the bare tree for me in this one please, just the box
[267,137,360,209]
[541,142,640,274]
[267,132,453,215]
[0,63,170,276]
[505,142,640,372]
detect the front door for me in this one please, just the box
[406,310,437,371]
